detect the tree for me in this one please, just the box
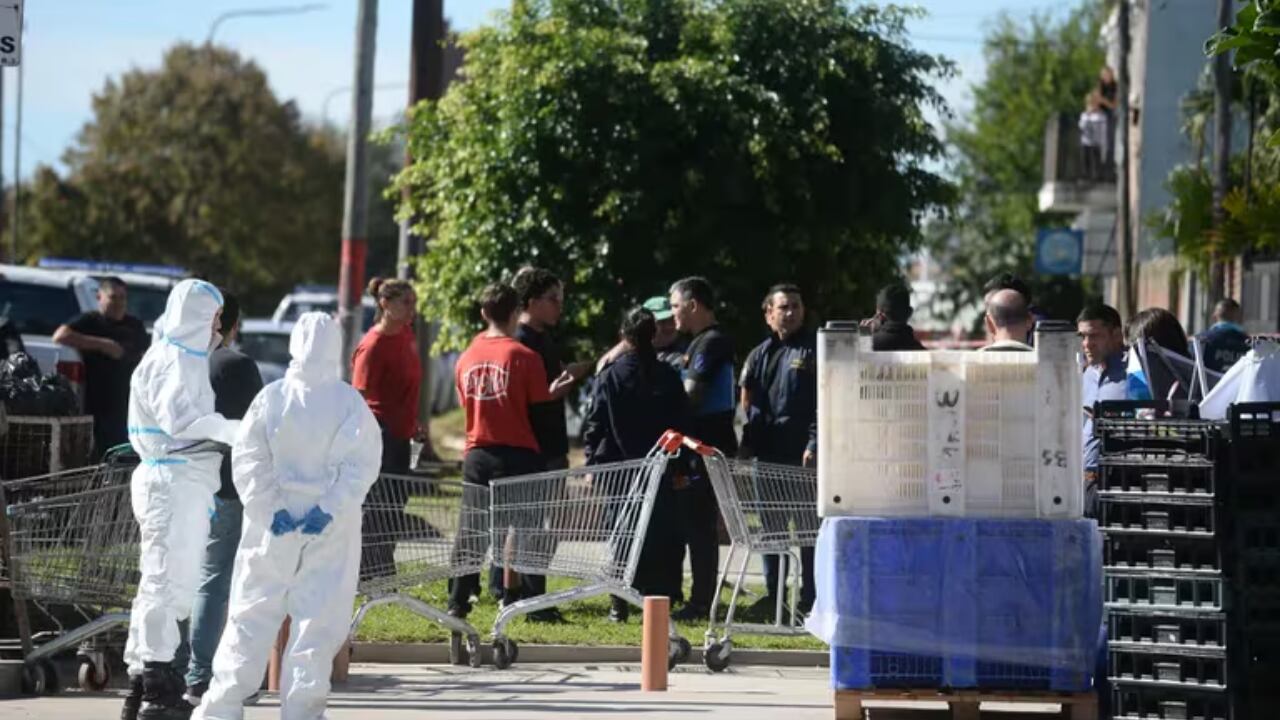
[395,0,953,352]
[928,4,1105,326]
[17,44,349,312]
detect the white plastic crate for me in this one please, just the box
[817,324,1082,518]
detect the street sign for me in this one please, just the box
[1035,227,1083,276]
[0,1,20,67]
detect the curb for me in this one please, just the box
[352,642,828,668]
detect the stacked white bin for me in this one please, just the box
[808,322,1101,693]
[815,323,1084,519]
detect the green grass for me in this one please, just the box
[352,576,825,651]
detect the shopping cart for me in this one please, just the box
[698,445,820,672]
[0,447,139,694]
[348,464,491,667]
[487,431,693,669]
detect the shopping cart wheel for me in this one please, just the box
[449,632,468,666]
[77,657,110,691]
[466,635,483,669]
[669,636,691,669]
[492,638,518,670]
[20,663,46,695]
[703,641,731,673]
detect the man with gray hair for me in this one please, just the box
[978,288,1034,352]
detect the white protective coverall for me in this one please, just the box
[195,312,382,720]
[125,279,239,673]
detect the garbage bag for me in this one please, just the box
[0,353,81,416]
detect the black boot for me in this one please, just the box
[139,662,190,720]
[121,674,143,720]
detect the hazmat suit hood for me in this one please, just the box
[158,279,224,357]
[287,313,342,383]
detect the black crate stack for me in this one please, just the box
[1097,401,1280,719]
[1222,402,1280,717]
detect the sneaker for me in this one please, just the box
[608,600,629,624]
[182,682,208,707]
[447,603,470,620]
[138,663,189,720]
[671,604,710,623]
[242,690,262,706]
[527,607,566,624]
[740,595,783,623]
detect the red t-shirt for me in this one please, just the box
[455,332,550,453]
[351,326,422,441]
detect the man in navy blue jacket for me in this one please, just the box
[739,284,817,620]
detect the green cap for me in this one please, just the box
[642,296,673,321]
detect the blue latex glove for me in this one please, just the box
[270,510,297,536]
[300,506,333,535]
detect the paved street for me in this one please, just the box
[0,663,836,720]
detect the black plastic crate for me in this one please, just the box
[1110,647,1228,689]
[1225,403,1280,481]
[1099,460,1217,496]
[1108,609,1228,650]
[1105,533,1226,574]
[1111,681,1231,720]
[1096,402,1218,459]
[1107,572,1225,611]
[1101,495,1219,536]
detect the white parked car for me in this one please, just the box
[0,262,183,396]
[271,286,377,330]
[236,319,293,385]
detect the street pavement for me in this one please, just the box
[0,662,1077,719]
[0,663,835,720]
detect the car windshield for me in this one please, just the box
[281,300,375,329]
[238,332,292,366]
[0,281,82,336]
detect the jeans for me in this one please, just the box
[183,496,244,688]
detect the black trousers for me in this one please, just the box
[448,446,544,611]
[678,467,720,610]
[359,427,412,582]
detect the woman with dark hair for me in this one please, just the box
[1126,308,1189,357]
[583,306,691,622]
[1125,308,1192,400]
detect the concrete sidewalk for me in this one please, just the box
[0,663,837,720]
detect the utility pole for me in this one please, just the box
[337,0,378,378]
[402,0,446,457]
[1209,0,1233,312]
[1115,0,1134,321]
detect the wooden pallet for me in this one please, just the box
[834,688,1098,720]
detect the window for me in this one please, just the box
[125,286,172,327]
[0,281,82,336]
[237,332,292,366]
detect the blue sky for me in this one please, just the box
[9,0,1071,179]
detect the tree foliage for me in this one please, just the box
[396,0,953,352]
[928,4,1105,325]
[16,44,400,313]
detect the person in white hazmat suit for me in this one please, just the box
[194,312,382,720]
[122,279,240,720]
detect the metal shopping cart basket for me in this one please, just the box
[0,446,139,694]
[699,445,819,672]
[349,464,491,667]
[487,431,693,670]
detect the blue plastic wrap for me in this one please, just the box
[806,517,1103,691]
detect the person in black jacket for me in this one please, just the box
[739,284,818,619]
[868,283,926,351]
[583,306,690,622]
[180,292,264,706]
